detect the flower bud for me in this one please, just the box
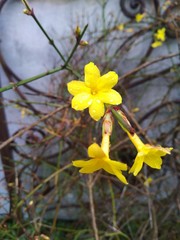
[75,26,81,39]
[102,110,113,136]
[23,9,32,15]
[40,234,50,240]
[112,107,135,135]
[79,40,88,46]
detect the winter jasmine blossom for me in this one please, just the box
[135,13,145,23]
[72,143,128,184]
[154,28,166,41]
[151,40,163,48]
[117,23,124,31]
[127,132,172,176]
[73,112,128,184]
[67,62,122,121]
[151,28,166,48]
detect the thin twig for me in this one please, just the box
[0,105,68,150]
[144,166,158,240]
[22,0,65,62]
[0,66,63,93]
[88,175,99,240]
[17,163,72,208]
[0,22,88,93]
[119,53,179,81]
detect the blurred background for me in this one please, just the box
[0,0,179,239]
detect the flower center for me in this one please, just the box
[91,90,97,95]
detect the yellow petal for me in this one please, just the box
[129,154,144,176]
[88,143,105,158]
[97,89,122,105]
[155,28,166,41]
[153,145,172,155]
[143,144,172,156]
[117,23,124,31]
[151,41,163,48]
[71,93,92,110]
[67,81,91,96]
[144,154,162,169]
[73,159,102,173]
[80,163,102,173]
[103,161,128,184]
[102,161,115,175]
[135,13,145,23]
[89,98,105,121]
[97,71,118,90]
[109,160,128,171]
[84,62,100,89]
[73,160,91,167]
[112,168,128,184]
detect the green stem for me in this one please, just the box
[0,23,88,93]
[23,0,65,62]
[64,24,88,67]
[0,66,63,93]
[0,3,89,93]
[22,0,66,62]
[31,11,66,62]
[22,0,31,10]
[23,1,88,75]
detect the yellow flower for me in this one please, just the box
[73,143,128,184]
[127,133,172,176]
[154,28,166,41]
[144,177,153,187]
[117,23,124,31]
[151,41,163,48]
[151,28,166,48]
[135,13,145,23]
[67,62,122,121]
